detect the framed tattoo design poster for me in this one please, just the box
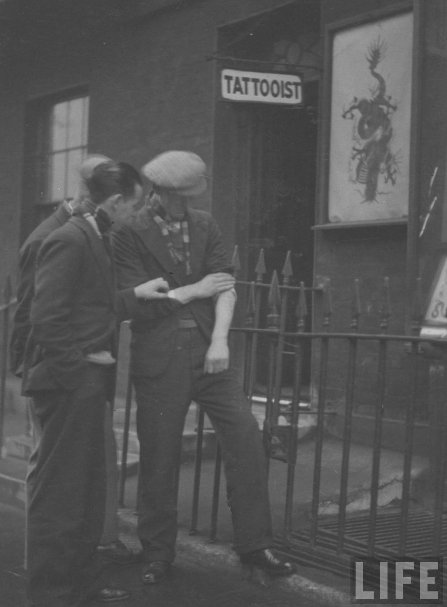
[327,10,414,224]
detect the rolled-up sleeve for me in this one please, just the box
[203,216,234,275]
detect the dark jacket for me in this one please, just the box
[10,203,71,377]
[23,215,172,394]
[113,207,232,377]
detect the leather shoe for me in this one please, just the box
[141,560,171,584]
[97,540,141,565]
[88,587,130,602]
[240,548,296,577]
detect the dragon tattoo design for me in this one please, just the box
[342,38,399,203]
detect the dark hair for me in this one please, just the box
[86,161,142,205]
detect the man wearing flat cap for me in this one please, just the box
[113,150,296,584]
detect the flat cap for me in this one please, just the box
[142,151,207,196]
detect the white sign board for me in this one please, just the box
[424,255,447,328]
[221,69,302,106]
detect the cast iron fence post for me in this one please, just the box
[0,277,12,458]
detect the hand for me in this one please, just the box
[203,338,229,374]
[134,277,169,300]
[195,273,235,299]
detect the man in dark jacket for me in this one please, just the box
[10,200,72,378]
[113,151,296,586]
[24,159,170,607]
[10,156,137,566]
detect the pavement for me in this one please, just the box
[0,501,336,607]
[0,373,430,607]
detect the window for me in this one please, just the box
[21,90,89,238]
[46,95,89,202]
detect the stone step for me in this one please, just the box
[4,434,34,461]
[0,456,26,506]
[116,451,140,477]
[114,427,217,464]
[0,399,315,503]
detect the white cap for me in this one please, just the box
[142,150,207,197]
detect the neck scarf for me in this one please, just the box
[149,201,192,275]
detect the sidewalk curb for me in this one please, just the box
[118,508,350,607]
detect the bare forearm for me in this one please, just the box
[167,283,200,305]
[167,273,235,305]
[211,289,236,341]
[203,289,236,374]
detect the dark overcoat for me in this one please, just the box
[10,203,70,377]
[23,215,175,394]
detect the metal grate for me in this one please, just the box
[273,508,447,577]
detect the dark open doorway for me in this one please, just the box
[213,82,318,393]
[241,86,317,391]
[212,2,321,394]
[244,85,317,286]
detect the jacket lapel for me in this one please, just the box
[71,216,115,303]
[133,216,184,287]
[132,209,209,286]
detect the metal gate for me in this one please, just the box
[117,248,447,576]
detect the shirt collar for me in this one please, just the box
[83,213,102,238]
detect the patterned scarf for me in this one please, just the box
[149,201,192,275]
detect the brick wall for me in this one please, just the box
[0,0,438,414]
[0,0,301,293]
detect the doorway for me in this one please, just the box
[245,86,317,286]
[232,84,317,391]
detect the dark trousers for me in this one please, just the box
[28,400,120,549]
[100,402,119,545]
[133,328,273,563]
[26,364,111,607]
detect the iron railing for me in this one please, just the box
[1,246,446,575]
[116,248,447,574]
[0,278,15,456]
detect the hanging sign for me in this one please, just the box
[221,68,303,106]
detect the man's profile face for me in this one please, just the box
[113,184,144,227]
[161,190,188,220]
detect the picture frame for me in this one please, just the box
[323,8,414,225]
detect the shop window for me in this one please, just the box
[21,90,89,236]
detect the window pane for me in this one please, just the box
[67,98,84,149]
[82,97,89,146]
[28,93,89,210]
[66,148,84,199]
[49,151,67,201]
[51,102,68,151]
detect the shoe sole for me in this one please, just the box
[95,597,130,603]
[241,563,297,577]
[100,556,142,566]
[141,574,169,585]
[92,592,131,603]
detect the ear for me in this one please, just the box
[109,193,123,209]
